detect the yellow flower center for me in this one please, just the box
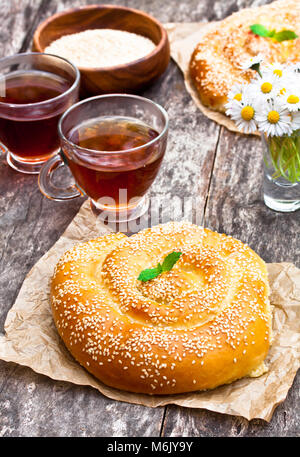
[267,110,280,124]
[241,106,254,121]
[279,87,286,95]
[261,82,273,93]
[273,69,282,77]
[234,93,242,101]
[287,94,300,104]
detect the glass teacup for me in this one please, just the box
[38,94,169,222]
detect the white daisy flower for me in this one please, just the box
[290,111,300,131]
[248,74,281,102]
[291,62,300,73]
[224,98,237,116]
[260,62,286,78]
[240,53,264,71]
[276,72,300,98]
[256,100,293,137]
[280,89,300,111]
[226,97,258,134]
[227,83,245,102]
[225,84,254,113]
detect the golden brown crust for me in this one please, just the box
[189,0,300,112]
[51,222,272,395]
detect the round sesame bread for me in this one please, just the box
[51,221,272,395]
[189,0,300,113]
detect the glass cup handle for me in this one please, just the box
[38,151,83,201]
[0,142,7,157]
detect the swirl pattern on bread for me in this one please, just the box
[51,222,272,394]
[189,0,300,112]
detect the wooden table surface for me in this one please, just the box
[0,0,299,437]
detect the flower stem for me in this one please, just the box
[266,131,300,183]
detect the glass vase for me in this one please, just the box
[262,130,300,212]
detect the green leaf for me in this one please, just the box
[249,24,298,42]
[273,30,298,42]
[137,252,182,282]
[161,252,182,272]
[137,264,162,282]
[250,24,270,37]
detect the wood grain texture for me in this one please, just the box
[0,364,164,437]
[0,0,299,437]
[0,0,41,56]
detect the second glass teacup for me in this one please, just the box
[0,52,80,174]
[38,94,168,222]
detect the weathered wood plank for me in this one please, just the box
[0,0,43,56]
[0,363,164,437]
[30,0,271,25]
[0,0,90,437]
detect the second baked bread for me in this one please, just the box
[189,0,300,112]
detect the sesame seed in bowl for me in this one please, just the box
[44,29,157,69]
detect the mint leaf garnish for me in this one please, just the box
[138,252,182,282]
[161,252,182,272]
[138,264,162,282]
[250,24,270,37]
[250,24,298,42]
[273,30,298,42]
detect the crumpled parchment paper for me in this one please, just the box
[0,200,299,421]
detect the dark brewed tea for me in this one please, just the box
[65,116,163,208]
[0,70,70,161]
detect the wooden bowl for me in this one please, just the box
[32,4,170,95]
